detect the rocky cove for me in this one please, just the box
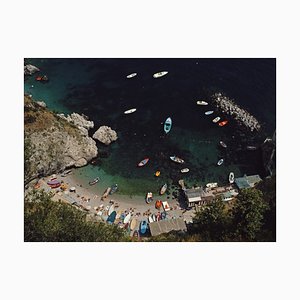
[24,96,118,184]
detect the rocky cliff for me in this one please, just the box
[24,96,98,183]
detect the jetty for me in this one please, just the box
[211,92,261,131]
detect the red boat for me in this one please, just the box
[35,75,49,82]
[137,158,149,167]
[218,120,228,127]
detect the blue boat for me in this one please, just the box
[140,220,148,234]
[164,117,172,134]
[109,184,118,195]
[107,211,116,224]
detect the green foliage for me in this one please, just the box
[231,189,269,241]
[24,190,130,242]
[24,138,34,180]
[256,176,276,241]
[191,198,232,241]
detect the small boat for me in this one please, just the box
[109,184,118,194]
[161,211,167,219]
[124,108,137,114]
[123,212,131,224]
[116,210,122,219]
[130,218,137,230]
[47,179,61,188]
[35,75,49,82]
[212,117,221,123]
[205,111,214,115]
[107,211,116,224]
[155,170,161,177]
[217,158,224,166]
[148,215,154,223]
[145,192,153,204]
[162,201,170,212]
[164,117,172,134]
[126,72,137,78]
[155,200,162,209]
[160,183,167,195]
[206,182,218,188]
[219,141,227,148]
[181,168,189,173]
[153,71,168,78]
[108,204,114,216]
[89,177,99,185]
[246,146,257,150]
[229,172,235,184]
[138,158,149,167]
[61,169,72,177]
[140,220,148,234]
[170,156,185,164]
[218,120,228,127]
[196,100,208,105]
[152,214,156,222]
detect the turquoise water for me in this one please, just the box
[24,58,275,196]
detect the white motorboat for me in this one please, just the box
[170,156,185,164]
[153,71,168,78]
[212,117,221,123]
[124,108,137,114]
[229,172,235,184]
[126,73,137,78]
[219,141,227,148]
[196,100,208,105]
[181,168,190,173]
[205,111,214,115]
[206,182,218,188]
[217,158,224,166]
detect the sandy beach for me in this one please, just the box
[35,172,195,232]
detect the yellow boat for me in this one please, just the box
[155,170,161,177]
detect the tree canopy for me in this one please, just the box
[24,190,130,242]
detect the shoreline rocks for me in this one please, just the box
[93,126,118,145]
[211,92,261,131]
[57,112,94,136]
[24,64,40,75]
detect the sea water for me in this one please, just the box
[24,58,276,196]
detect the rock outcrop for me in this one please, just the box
[92,126,118,145]
[24,64,40,75]
[24,96,98,183]
[57,113,94,136]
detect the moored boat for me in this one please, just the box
[219,141,227,148]
[155,170,161,177]
[148,215,154,223]
[140,220,148,234]
[181,168,190,173]
[124,108,137,114]
[196,100,208,105]
[160,183,167,195]
[212,117,221,123]
[164,117,172,134]
[109,184,118,194]
[61,169,72,177]
[206,182,218,188]
[138,158,149,167]
[170,156,184,164]
[152,214,156,222]
[107,211,116,224]
[133,230,140,239]
[229,172,235,184]
[130,218,137,230]
[123,212,131,224]
[108,204,114,216]
[246,146,257,150]
[218,120,228,127]
[126,72,137,78]
[155,200,162,209]
[89,177,99,185]
[217,158,224,166]
[153,71,168,78]
[205,111,214,115]
[145,192,153,204]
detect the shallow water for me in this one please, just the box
[24,58,276,196]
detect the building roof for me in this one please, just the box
[149,218,187,237]
[235,174,262,189]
